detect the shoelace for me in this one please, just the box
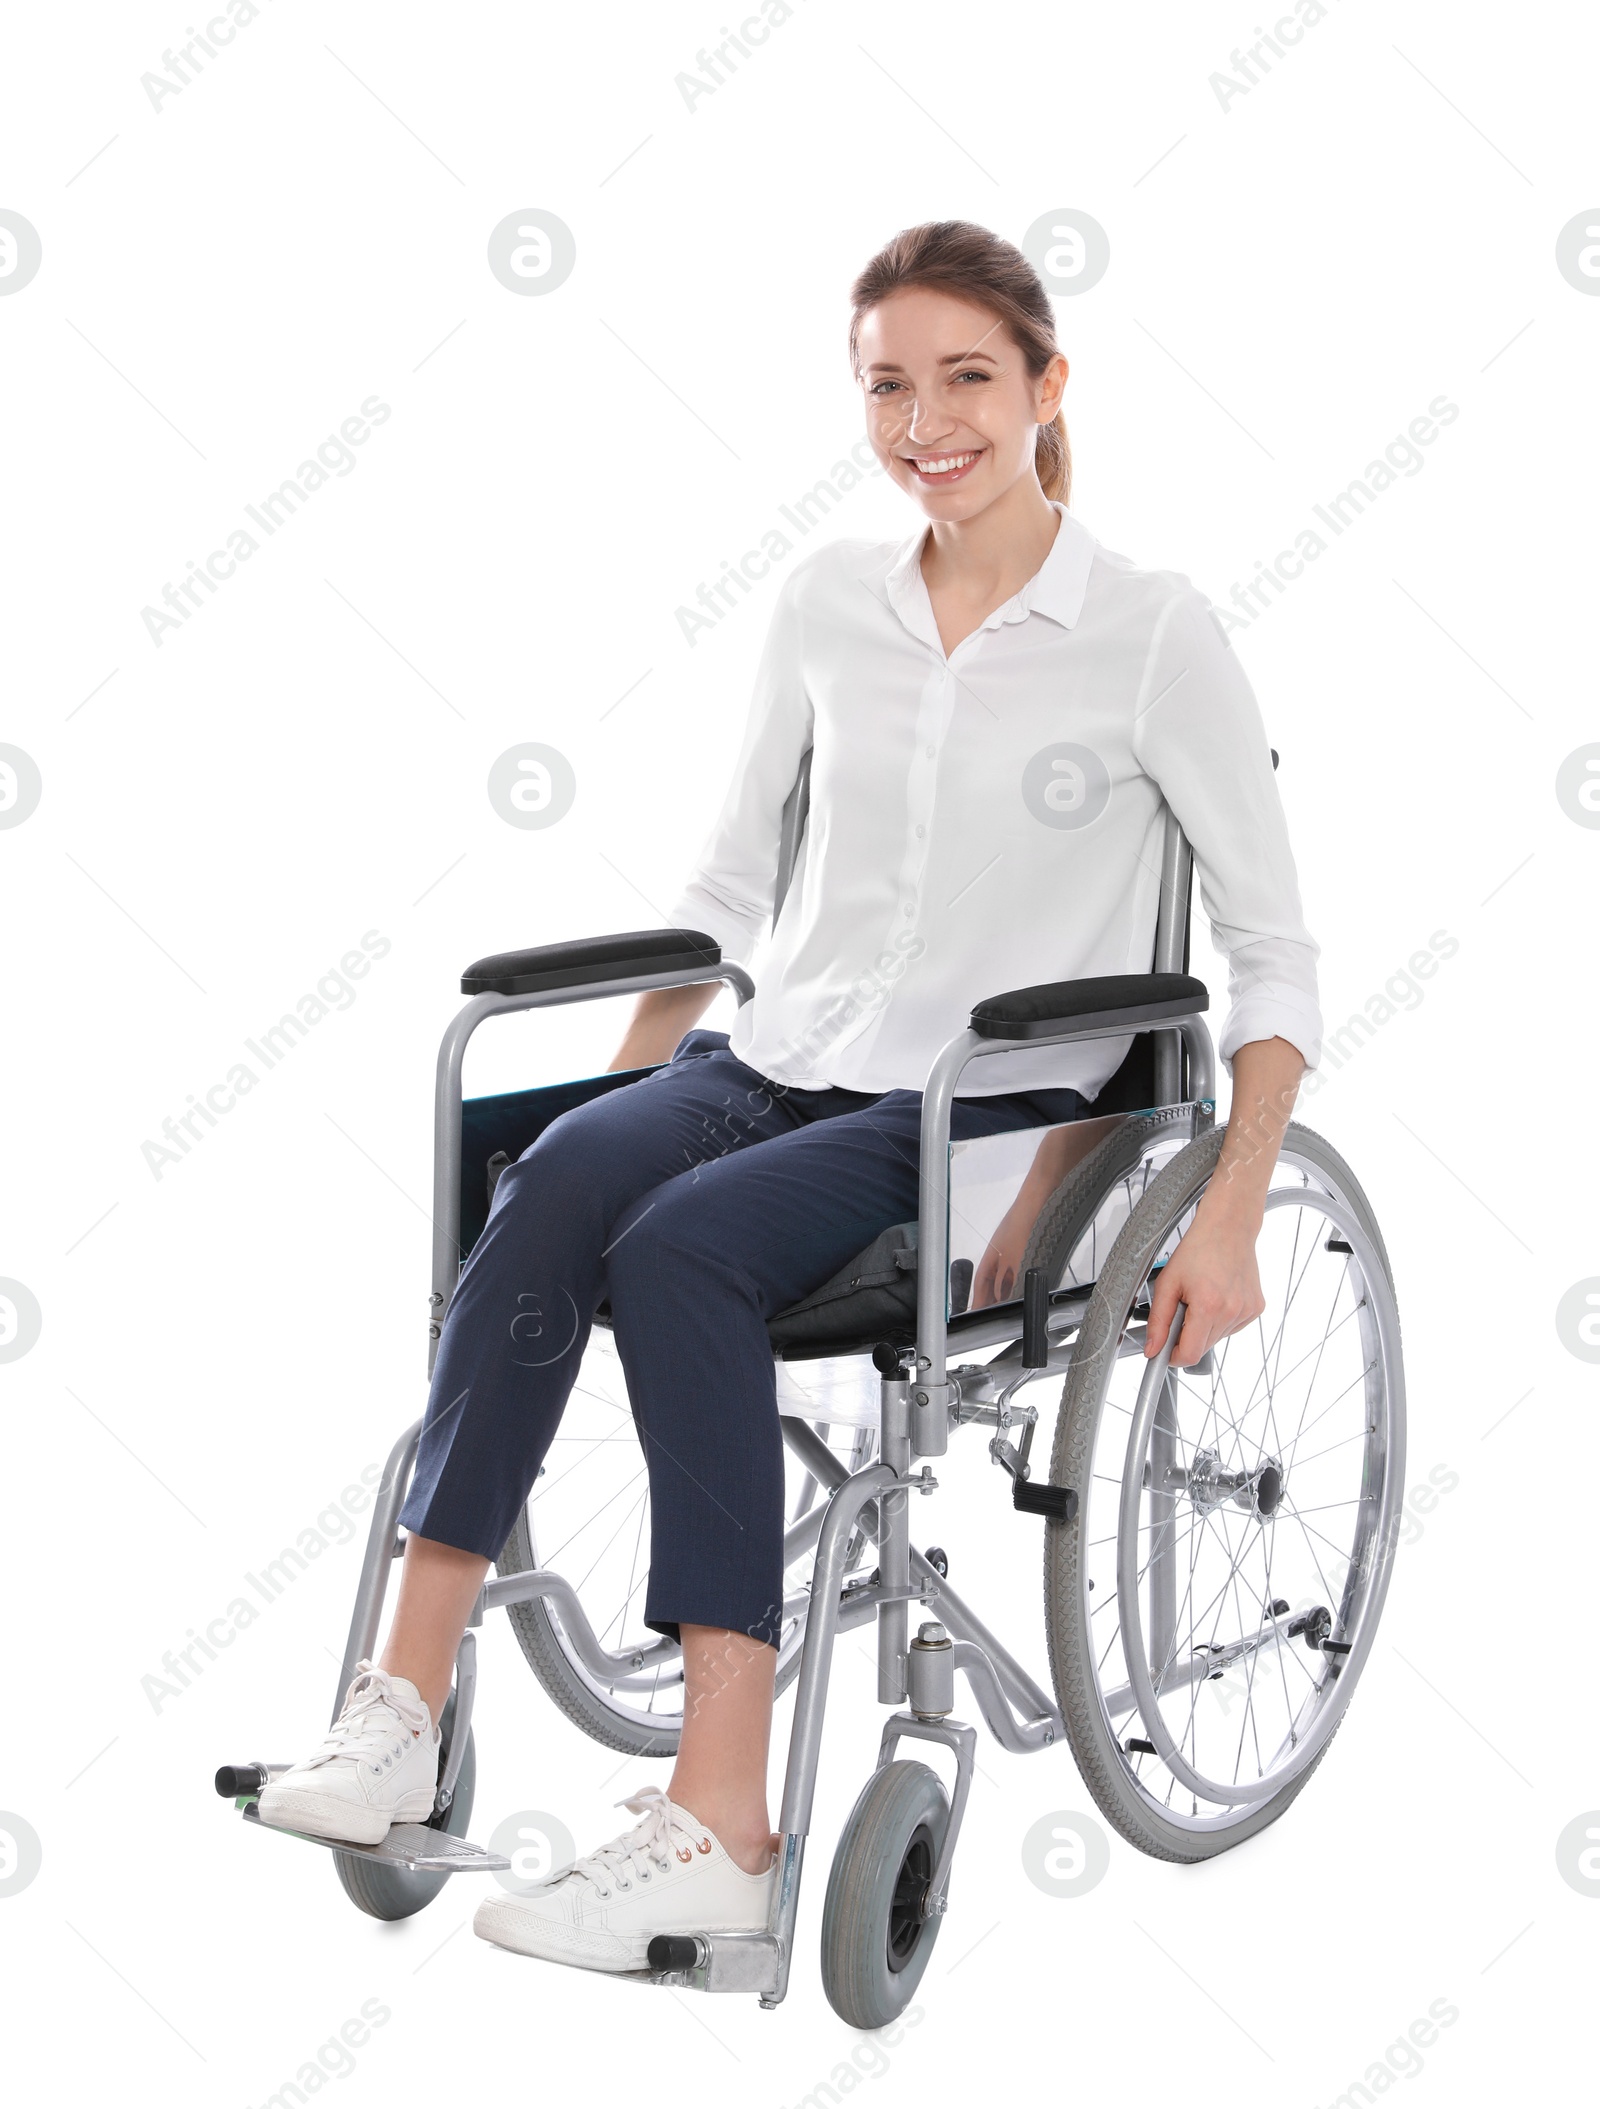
[570,1786,712,1898]
[300,1659,431,1772]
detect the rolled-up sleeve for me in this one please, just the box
[1130,587,1323,1073]
[665,567,815,969]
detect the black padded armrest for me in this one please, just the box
[461,928,721,997]
[971,972,1209,1041]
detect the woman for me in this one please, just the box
[260,220,1321,1973]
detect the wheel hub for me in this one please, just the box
[886,1825,935,1971]
[1186,1446,1285,1521]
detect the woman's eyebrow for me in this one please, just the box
[864,348,1001,375]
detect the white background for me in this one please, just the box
[3,1,1595,2101]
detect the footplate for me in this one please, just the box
[239,1801,509,1874]
[483,1931,782,1998]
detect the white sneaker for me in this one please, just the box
[473,1785,776,1973]
[257,1660,441,1846]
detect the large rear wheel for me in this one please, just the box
[1044,1121,1405,1861]
[496,1331,875,1754]
[1019,1105,1196,1293]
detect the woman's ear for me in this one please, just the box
[1036,350,1069,424]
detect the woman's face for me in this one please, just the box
[856,285,1067,521]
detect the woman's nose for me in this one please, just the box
[902,394,951,445]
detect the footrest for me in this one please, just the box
[240,1803,510,1874]
[648,1935,700,1972]
[1012,1478,1078,1521]
[215,1761,287,1799]
[643,1929,781,1995]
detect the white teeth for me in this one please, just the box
[914,451,977,473]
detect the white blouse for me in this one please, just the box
[666,502,1322,1101]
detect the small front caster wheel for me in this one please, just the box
[820,1760,949,2028]
[333,1694,475,1922]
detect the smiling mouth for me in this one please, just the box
[901,447,986,485]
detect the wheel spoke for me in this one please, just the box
[539,1466,648,1571]
[505,1336,826,1738]
[1067,1144,1398,1830]
[570,1483,650,1600]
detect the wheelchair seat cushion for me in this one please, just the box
[596,1220,967,1358]
[765,1221,923,1354]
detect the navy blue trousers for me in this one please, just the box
[397,1029,1086,1649]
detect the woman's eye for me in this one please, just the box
[868,379,904,396]
[954,369,990,384]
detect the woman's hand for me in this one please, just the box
[969,1121,1100,1309]
[1142,1034,1308,1366]
[971,1193,1040,1308]
[607,982,718,1071]
[1143,1210,1266,1366]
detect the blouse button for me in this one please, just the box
[916,825,925,838]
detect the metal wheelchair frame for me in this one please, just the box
[306,779,1217,2005]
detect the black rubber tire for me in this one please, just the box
[497,1489,816,1758]
[497,1509,682,1757]
[1042,1119,1401,1863]
[332,1694,476,1921]
[820,1761,949,2029]
[1019,1105,1195,1292]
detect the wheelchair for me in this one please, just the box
[217,754,1405,2028]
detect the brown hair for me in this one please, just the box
[848,220,1071,504]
